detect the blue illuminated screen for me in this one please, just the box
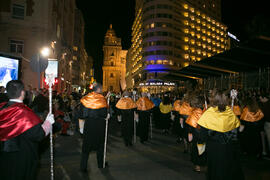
[0,56,19,87]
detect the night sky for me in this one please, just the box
[76,0,268,83]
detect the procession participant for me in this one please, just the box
[150,94,161,128]
[179,92,193,153]
[185,94,206,172]
[79,83,109,171]
[116,91,137,146]
[198,90,244,180]
[159,95,173,134]
[136,92,155,144]
[0,80,54,180]
[240,97,264,157]
[171,97,183,143]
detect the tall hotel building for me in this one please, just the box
[126,0,229,92]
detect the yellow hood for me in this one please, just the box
[159,102,172,114]
[198,106,240,132]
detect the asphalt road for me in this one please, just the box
[37,120,270,180]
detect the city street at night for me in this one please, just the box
[37,120,270,180]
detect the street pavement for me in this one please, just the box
[37,120,270,180]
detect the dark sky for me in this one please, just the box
[76,0,268,83]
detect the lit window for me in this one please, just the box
[207,53,211,57]
[220,31,224,36]
[202,21,206,26]
[184,29,189,33]
[184,4,188,9]
[191,56,195,60]
[191,48,195,53]
[197,41,201,46]
[212,41,216,45]
[150,23,155,28]
[184,54,189,59]
[207,38,211,43]
[183,62,189,67]
[221,38,224,42]
[196,26,201,31]
[197,19,201,23]
[196,34,201,39]
[191,16,195,20]
[212,34,216,38]
[213,4,215,7]
[202,36,206,41]
[184,21,189,25]
[207,31,211,36]
[216,36,220,40]
[216,23,220,27]
[196,11,200,16]
[197,49,201,54]
[212,27,215,31]
[213,48,216,52]
[202,14,206,19]
[202,51,206,56]
[212,20,215,24]
[208,46,211,50]
[221,45,225,48]
[184,46,189,50]
[196,57,201,61]
[184,37,189,42]
[191,31,195,36]
[191,39,195,44]
[202,44,206,48]
[217,50,220,53]
[216,29,220,33]
[157,60,162,64]
[73,56,77,60]
[207,24,211,29]
[191,24,195,28]
[207,17,210,22]
[169,60,173,65]
[202,29,206,33]
[184,12,189,17]
[190,7,194,12]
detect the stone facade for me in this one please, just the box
[102,25,127,93]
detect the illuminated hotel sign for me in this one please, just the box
[139,82,175,86]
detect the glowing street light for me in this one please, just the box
[40,47,50,57]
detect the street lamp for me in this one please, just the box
[37,47,50,89]
[41,47,50,57]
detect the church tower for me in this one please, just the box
[102,24,127,93]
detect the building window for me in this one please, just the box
[10,39,24,53]
[110,73,114,77]
[12,4,25,20]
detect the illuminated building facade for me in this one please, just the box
[102,25,127,93]
[126,0,229,91]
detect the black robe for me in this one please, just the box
[118,108,135,145]
[200,127,245,180]
[81,106,107,152]
[0,124,45,180]
[137,110,151,143]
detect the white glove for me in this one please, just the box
[105,113,110,121]
[45,113,55,124]
[239,125,245,132]
[171,112,175,121]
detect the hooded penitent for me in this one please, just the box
[136,97,154,111]
[116,97,137,110]
[240,107,264,122]
[198,106,240,132]
[80,92,107,109]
